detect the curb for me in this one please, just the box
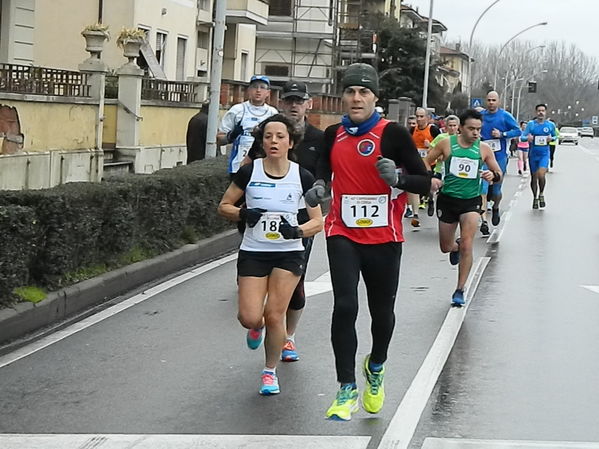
[0,229,241,345]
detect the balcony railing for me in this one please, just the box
[141,78,198,103]
[0,63,90,97]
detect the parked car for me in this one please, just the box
[580,127,594,138]
[558,127,579,145]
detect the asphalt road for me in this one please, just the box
[1,140,598,449]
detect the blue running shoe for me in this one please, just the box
[281,339,299,362]
[451,289,465,306]
[246,327,264,350]
[259,370,280,395]
[449,238,460,265]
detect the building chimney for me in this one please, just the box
[455,43,461,52]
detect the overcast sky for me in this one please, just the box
[405,0,599,63]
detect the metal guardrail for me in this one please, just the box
[141,78,198,102]
[0,63,90,97]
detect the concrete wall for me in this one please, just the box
[139,104,199,147]
[223,24,257,82]
[0,96,97,151]
[33,0,198,80]
[133,0,198,80]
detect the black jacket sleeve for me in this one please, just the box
[381,123,431,195]
[315,123,341,183]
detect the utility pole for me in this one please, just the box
[205,0,226,158]
[422,0,434,109]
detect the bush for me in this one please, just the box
[0,156,233,305]
[0,205,40,305]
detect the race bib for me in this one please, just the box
[534,135,548,146]
[418,148,428,158]
[449,157,479,179]
[484,139,501,152]
[341,195,388,228]
[252,212,297,243]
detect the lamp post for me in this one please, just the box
[422,0,434,109]
[467,0,501,106]
[501,44,545,100]
[492,21,548,88]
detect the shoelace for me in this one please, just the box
[336,385,355,405]
[366,370,383,394]
[283,340,295,351]
[262,373,276,386]
[249,329,262,340]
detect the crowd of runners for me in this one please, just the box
[216,62,559,421]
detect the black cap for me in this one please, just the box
[341,63,379,96]
[281,81,310,99]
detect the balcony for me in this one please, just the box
[226,0,269,25]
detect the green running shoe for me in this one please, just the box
[326,384,359,421]
[362,355,385,414]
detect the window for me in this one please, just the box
[264,65,290,77]
[199,0,210,11]
[269,0,292,16]
[240,52,249,82]
[197,30,209,49]
[156,31,167,67]
[176,37,187,81]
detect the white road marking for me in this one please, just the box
[377,257,491,449]
[581,285,599,295]
[304,271,333,297]
[0,434,371,449]
[0,254,239,369]
[422,438,599,448]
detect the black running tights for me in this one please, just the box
[327,236,402,384]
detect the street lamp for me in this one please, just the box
[422,0,434,109]
[493,21,548,88]
[467,0,501,105]
[501,44,545,99]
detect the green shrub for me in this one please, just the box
[0,205,40,306]
[0,156,233,305]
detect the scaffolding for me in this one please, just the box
[255,0,337,93]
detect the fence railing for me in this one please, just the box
[141,78,198,103]
[0,63,90,97]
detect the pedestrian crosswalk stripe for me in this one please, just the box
[422,438,599,448]
[0,434,371,449]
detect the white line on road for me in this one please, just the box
[377,256,491,449]
[422,438,599,448]
[0,254,239,369]
[581,285,599,295]
[0,434,371,449]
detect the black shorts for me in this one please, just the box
[237,250,305,277]
[436,192,482,224]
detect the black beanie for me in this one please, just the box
[341,63,379,96]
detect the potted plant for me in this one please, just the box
[116,28,147,63]
[81,23,110,58]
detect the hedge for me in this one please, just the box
[0,156,233,307]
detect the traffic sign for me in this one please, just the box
[592,115,598,125]
[470,98,483,108]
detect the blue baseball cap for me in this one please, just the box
[249,75,270,87]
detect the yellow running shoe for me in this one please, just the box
[325,385,359,421]
[362,355,385,414]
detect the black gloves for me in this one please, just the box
[239,207,266,228]
[227,121,244,143]
[305,179,326,207]
[278,216,302,240]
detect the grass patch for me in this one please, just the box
[118,246,157,265]
[62,264,108,284]
[13,286,47,304]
